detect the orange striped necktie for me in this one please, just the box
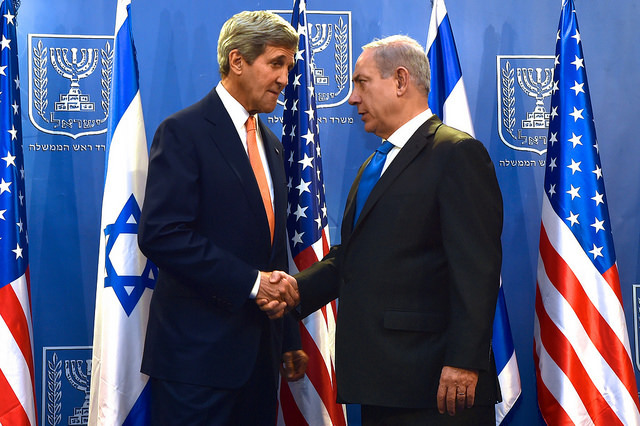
[246,115,275,243]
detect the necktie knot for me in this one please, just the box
[377,140,394,155]
[246,115,256,133]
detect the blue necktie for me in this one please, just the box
[353,140,394,225]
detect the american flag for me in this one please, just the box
[88,0,156,424]
[0,0,37,425]
[277,1,346,425]
[426,1,520,423]
[534,0,640,424]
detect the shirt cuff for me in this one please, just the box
[249,272,260,299]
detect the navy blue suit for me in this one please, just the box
[138,88,299,423]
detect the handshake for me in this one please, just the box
[255,270,299,319]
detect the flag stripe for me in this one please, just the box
[427,15,462,120]
[440,78,474,137]
[0,367,30,426]
[492,285,514,372]
[300,324,346,426]
[110,9,139,133]
[541,201,632,349]
[279,376,308,426]
[538,221,640,420]
[0,280,33,376]
[534,319,591,425]
[535,282,623,424]
[122,381,151,426]
[540,223,633,377]
[0,292,35,426]
[541,196,635,364]
[602,261,624,306]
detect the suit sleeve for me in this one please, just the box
[138,117,258,310]
[437,138,503,371]
[282,312,302,352]
[294,245,342,318]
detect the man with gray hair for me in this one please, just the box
[139,10,307,425]
[267,35,503,424]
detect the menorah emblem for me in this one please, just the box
[517,67,553,129]
[65,359,92,425]
[308,23,333,86]
[49,47,99,112]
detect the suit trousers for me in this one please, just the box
[149,325,279,426]
[361,404,494,426]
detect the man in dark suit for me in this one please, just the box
[138,11,307,425]
[267,35,503,425]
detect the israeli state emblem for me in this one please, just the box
[497,55,555,155]
[273,9,352,109]
[28,34,114,139]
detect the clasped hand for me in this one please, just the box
[255,271,299,319]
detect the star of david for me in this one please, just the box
[104,194,157,316]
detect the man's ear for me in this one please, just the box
[228,49,243,76]
[395,67,410,95]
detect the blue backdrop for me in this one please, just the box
[14,1,640,425]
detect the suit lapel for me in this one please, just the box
[202,90,272,243]
[350,116,443,231]
[342,155,371,237]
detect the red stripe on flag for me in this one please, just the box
[320,230,329,255]
[533,340,575,425]
[535,285,622,425]
[279,375,308,426]
[602,265,623,306]
[0,279,35,380]
[293,245,320,272]
[299,324,346,426]
[0,367,30,426]
[540,224,638,406]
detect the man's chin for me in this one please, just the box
[261,101,278,114]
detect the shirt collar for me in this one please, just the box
[386,108,433,148]
[216,82,255,133]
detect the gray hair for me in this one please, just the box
[217,10,299,77]
[363,35,431,96]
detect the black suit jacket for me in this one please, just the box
[296,116,503,408]
[138,88,299,389]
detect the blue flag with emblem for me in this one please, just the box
[88,0,156,424]
[426,1,521,424]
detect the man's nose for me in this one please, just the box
[277,68,289,87]
[348,91,359,105]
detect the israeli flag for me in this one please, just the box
[89,0,156,424]
[426,0,474,136]
[427,1,521,424]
